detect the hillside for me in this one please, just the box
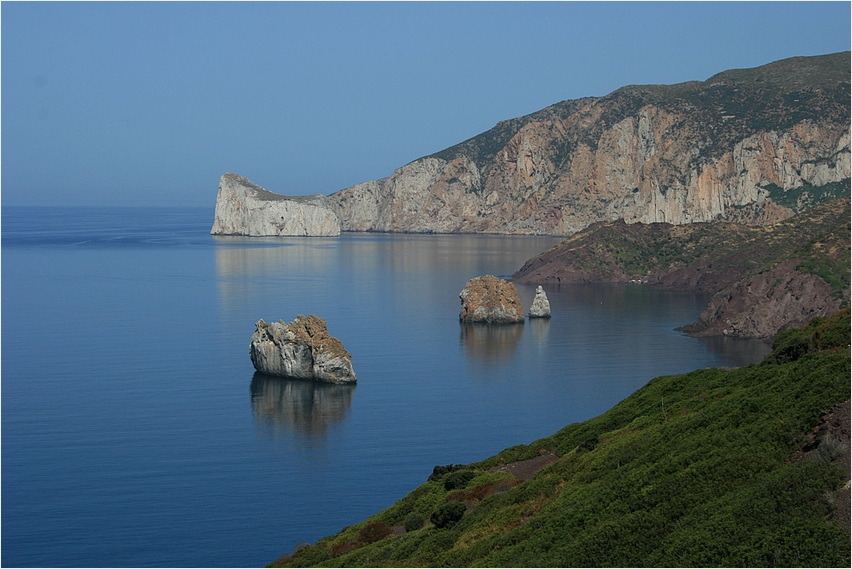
[327,52,850,235]
[513,196,850,338]
[270,309,850,567]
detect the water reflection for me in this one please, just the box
[214,237,341,278]
[697,336,773,367]
[528,317,551,342]
[250,373,355,439]
[460,322,525,361]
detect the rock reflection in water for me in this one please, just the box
[528,317,551,343]
[460,322,524,360]
[250,373,355,438]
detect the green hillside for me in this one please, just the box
[270,310,850,567]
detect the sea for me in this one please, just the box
[1,206,772,567]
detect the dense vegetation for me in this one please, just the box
[271,309,850,567]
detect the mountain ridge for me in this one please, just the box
[327,52,850,235]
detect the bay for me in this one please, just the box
[1,206,771,567]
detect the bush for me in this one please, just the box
[429,464,465,482]
[431,501,466,529]
[403,512,425,532]
[357,521,391,545]
[443,470,475,490]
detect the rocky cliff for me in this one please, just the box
[211,172,340,236]
[328,52,850,235]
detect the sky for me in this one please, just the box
[2,1,850,207]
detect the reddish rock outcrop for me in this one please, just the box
[459,276,525,324]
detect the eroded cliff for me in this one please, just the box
[328,52,850,235]
[211,172,340,237]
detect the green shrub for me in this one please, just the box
[431,501,466,529]
[428,464,465,482]
[766,308,851,364]
[403,512,425,532]
[443,470,475,490]
[814,307,851,350]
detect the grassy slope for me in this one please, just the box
[273,310,850,568]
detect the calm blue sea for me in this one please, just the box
[1,206,772,567]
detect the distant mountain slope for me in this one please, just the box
[513,196,850,338]
[271,309,851,567]
[328,52,850,235]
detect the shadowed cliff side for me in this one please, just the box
[513,197,850,338]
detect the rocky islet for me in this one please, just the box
[459,275,525,324]
[528,286,551,319]
[249,315,356,384]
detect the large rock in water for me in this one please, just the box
[528,286,551,318]
[211,172,341,236]
[250,315,356,383]
[459,275,525,324]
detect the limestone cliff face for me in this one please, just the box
[211,172,340,236]
[328,53,850,235]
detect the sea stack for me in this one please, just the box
[211,172,341,237]
[250,315,356,383]
[528,286,552,318]
[459,275,525,324]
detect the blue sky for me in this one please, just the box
[2,2,850,207]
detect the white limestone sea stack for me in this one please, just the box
[528,286,552,318]
[250,315,356,384]
[211,172,341,237]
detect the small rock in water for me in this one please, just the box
[459,275,525,324]
[528,286,552,319]
[249,315,356,383]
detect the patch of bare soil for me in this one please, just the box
[488,451,560,481]
[792,399,851,529]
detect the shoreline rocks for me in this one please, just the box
[250,315,356,383]
[459,276,525,324]
[211,172,341,237]
[528,286,551,318]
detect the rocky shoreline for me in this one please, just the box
[513,197,850,339]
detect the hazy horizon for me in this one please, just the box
[2,2,850,208]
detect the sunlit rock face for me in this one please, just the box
[250,315,356,383]
[528,286,552,318]
[211,172,340,236]
[327,53,850,236]
[459,275,525,324]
